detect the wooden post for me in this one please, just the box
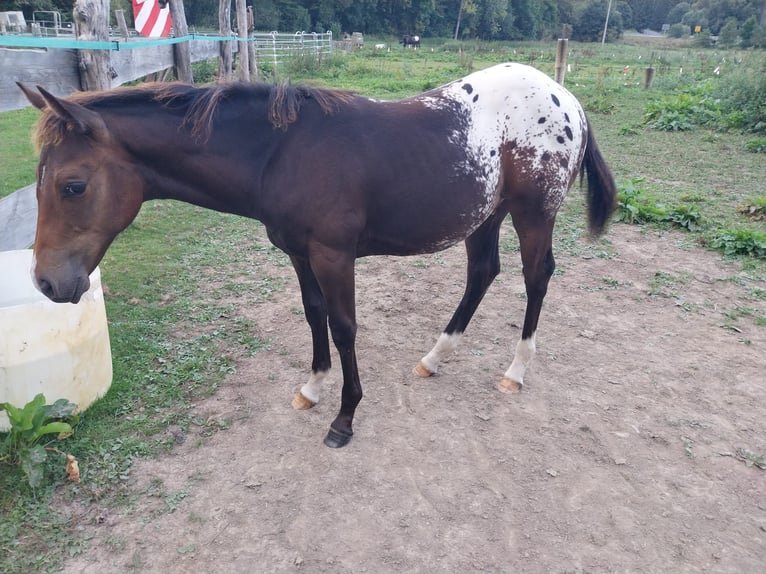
[247,5,257,80]
[218,0,233,81]
[555,38,568,85]
[73,0,111,91]
[644,66,655,89]
[168,0,193,83]
[114,9,129,40]
[235,0,250,81]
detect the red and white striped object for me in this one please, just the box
[132,0,172,38]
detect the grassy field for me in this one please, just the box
[1,38,764,573]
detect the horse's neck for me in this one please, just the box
[117,110,271,217]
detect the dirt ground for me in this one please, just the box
[62,221,765,574]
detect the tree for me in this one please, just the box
[615,0,633,30]
[573,0,623,42]
[739,14,758,45]
[718,16,739,46]
[667,2,691,24]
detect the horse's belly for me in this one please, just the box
[361,185,497,256]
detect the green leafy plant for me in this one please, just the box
[667,205,702,231]
[0,394,78,489]
[709,229,766,258]
[644,85,721,132]
[744,138,766,153]
[616,178,702,230]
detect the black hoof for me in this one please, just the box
[323,427,353,448]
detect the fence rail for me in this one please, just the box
[0,31,334,113]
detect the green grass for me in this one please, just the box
[1,37,765,572]
[0,107,38,197]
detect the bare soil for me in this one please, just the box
[63,222,765,573]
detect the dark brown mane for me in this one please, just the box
[33,81,356,149]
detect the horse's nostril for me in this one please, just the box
[38,278,54,299]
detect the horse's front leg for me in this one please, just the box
[289,256,332,410]
[307,245,361,448]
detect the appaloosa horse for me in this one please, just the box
[19,62,616,448]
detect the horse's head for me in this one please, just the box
[19,84,145,303]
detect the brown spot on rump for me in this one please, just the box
[538,117,546,124]
[564,125,573,141]
[551,93,560,107]
[462,83,473,94]
[472,94,479,103]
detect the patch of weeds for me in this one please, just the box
[648,270,690,298]
[722,305,757,321]
[744,138,766,153]
[675,299,700,314]
[163,489,189,512]
[737,197,766,221]
[722,448,766,470]
[708,229,766,258]
[678,193,707,204]
[644,83,721,131]
[584,94,615,114]
[616,178,702,231]
[580,276,631,292]
[192,416,232,438]
[618,123,642,136]
[104,534,126,553]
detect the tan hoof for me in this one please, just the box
[291,392,317,410]
[497,377,522,394]
[413,362,434,378]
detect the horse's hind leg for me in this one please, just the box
[415,209,506,377]
[289,256,332,410]
[497,215,556,393]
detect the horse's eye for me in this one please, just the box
[62,182,87,197]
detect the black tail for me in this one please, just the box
[581,118,617,237]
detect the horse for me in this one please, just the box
[19,62,617,448]
[401,34,420,48]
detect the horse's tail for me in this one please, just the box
[580,118,617,237]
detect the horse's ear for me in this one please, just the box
[17,82,47,111]
[35,86,110,141]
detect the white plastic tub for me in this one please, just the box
[0,249,112,431]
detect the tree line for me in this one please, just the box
[2,0,765,44]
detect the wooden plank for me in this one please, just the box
[1,40,229,112]
[110,44,175,85]
[0,184,36,251]
[0,47,81,112]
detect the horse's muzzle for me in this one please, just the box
[33,265,91,304]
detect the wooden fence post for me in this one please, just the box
[235,0,250,81]
[555,38,568,84]
[73,0,111,91]
[168,0,193,83]
[114,9,130,40]
[644,66,655,89]
[218,0,233,81]
[247,5,257,80]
